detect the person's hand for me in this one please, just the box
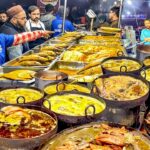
[144,38,150,42]
[41,30,54,39]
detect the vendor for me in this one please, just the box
[108,6,120,28]
[51,6,75,37]
[0,30,51,65]
[97,6,120,29]
[140,19,150,45]
[25,6,46,49]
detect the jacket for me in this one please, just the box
[51,16,75,37]
[0,22,29,60]
[0,34,14,65]
[41,13,56,31]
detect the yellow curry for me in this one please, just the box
[44,83,90,95]
[102,59,141,72]
[44,94,105,116]
[0,88,44,104]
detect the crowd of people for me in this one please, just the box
[0,4,74,65]
[1,3,149,66]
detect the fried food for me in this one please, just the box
[18,61,42,66]
[100,27,121,32]
[62,51,86,62]
[37,51,56,57]
[51,124,150,150]
[2,70,35,81]
[20,54,48,62]
[86,50,119,62]
[69,45,123,54]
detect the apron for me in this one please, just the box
[29,20,46,49]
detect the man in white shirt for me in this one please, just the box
[25,5,46,49]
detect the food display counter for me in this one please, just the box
[0,30,150,150]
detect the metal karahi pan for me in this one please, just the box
[140,66,150,83]
[101,56,143,75]
[0,87,45,107]
[43,81,91,95]
[143,56,150,66]
[140,66,150,107]
[43,91,106,125]
[94,73,149,109]
[41,121,150,150]
[0,104,58,150]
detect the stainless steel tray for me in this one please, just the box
[2,50,48,73]
[67,44,125,55]
[49,60,87,71]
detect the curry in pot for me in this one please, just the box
[95,76,149,101]
[0,88,44,104]
[0,106,57,139]
[102,59,141,72]
[44,94,105,116]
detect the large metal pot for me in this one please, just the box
[43,91,106,125]
[143,56,150,67]
[0,87,45,107]
[35,70,68,89]
[43,81,91,95]
[140,66,150,107]
[101,56,143,75]
[94,73,149,108]
[94,73,150,126]
[41,121,150,150]
[0,104,58,150]
[137,45,150,61]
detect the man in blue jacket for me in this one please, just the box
[0,34,14,65]
[51,6,75,37]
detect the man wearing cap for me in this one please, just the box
[0,30,52,65]
[25,5,46,49]
[0,5,29,60]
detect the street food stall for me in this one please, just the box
[0,0,150,149]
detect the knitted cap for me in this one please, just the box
[7,5,24,18]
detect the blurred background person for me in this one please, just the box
[107,6,120,28]
[0,5,29,60]
[41,4,56,31]
[0,11,8,27]
[51,6,75,37]
[70,6,81,24]
[96,6,120,30]
[25,5,46,49]
[140,19,150,45]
